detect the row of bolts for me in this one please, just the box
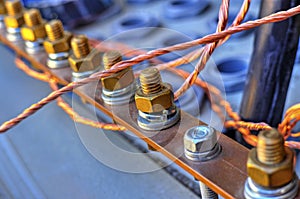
[0,1,299,199]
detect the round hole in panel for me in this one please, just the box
[164,0,210,19]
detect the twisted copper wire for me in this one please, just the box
[147,0,248,78]
[89,39,162,65]
[174,0,230,98]
[174,0,250,98]
[278,103,300,138]
[225,121,272,131]
[1,5,300,133]
[14,58,126,131]
[49,79,126,131]
[168,68,226,121]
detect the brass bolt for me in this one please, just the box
[45,19,64,41]
[140,68,162,95]
[245,129,298,198]
[5,0,22,16]
[69,35,101,73]
[4,0,24,29]
[0,0,6,15]
[71,35,90,59]
[257,129,285,165]
[101,51,135,91]
[43,19,72,54]
[24,8,43,27]
[247,128,294,188]
[103,50,122,70]
[21,9,47,42]
[135,68,180,130]
[135,68,174,113]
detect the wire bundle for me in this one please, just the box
[1,0,300,148]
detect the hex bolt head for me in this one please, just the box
[184,125,221,161]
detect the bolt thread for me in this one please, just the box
[5,0,22,16]
[0,0,6,15]
[45,20,64,41]
[71,35,90,59]
[257,129,286,165]
[24,9,42,27]
[103,50,122,70]
[140,68,162,95]
[199,182,218,199]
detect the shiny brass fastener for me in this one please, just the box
[4,0,24,29]
[135,68,180,130]
[135,68,174,113]
[43,19,72,54]
[247,129,294,188]
[68,35,101,73]
[21,9,46,42]
[101,51,135,91]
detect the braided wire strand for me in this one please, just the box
[15,58,126,131]
[1,5,300,133]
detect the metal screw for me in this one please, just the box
[24,8,43,27]
[103,50,122,70]
[45,19,64,42]
[244,129,298,199]
[0,0,6,15]
[5,0,22,16]
[199,181,218,199]
[71,35,91,59]
[183,126,220,161]
[184,126,220,199]
[257,128,285,165]
[140,68,162,95]
[4,0,24,41]
[101,50,136,105]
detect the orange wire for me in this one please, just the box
[0,4,299,150]
[15,58,126,131]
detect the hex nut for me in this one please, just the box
[21,22,46,42]
[247,147,294,188]
[4,13,24,28]
[43,31,72,54]
[64,31,73,45]
[101,67,135,91]
[0,5,5,15]
[69,50,101,73]
[135,83,174,113]
[184,126,217,153]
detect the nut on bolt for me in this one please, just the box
[135,68,174,113]
[244,128,299,199]
[101,51,136,105]
[0,0,6,15]
[43,19,72,68]
[183,125,221,161]
[247,129,294,188]
[21,9,46,42]
[43,19,72,54]
[135,68,180,130]
[68,35,101,80]
[4,0,24,30]
[184,125,220,198]
[101,51,135,91]
[0,0,6,29]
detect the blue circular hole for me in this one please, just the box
[112,14,159,36]
[164,0,209,19]
[171,0,191,6]
[121,18,145,28]
[127,0,151,4]
[217,59,247,74]
[216,59,249,92]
